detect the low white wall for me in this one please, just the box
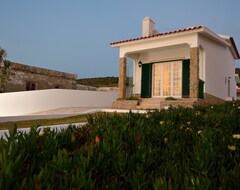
[0,89,117,116]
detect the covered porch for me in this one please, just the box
[111,17,208,109]
[114,44,204,109]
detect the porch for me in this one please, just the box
[113,46,205,109]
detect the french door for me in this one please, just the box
[152,61,182,97]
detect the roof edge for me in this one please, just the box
[230,37,240,59]
[110,25,240,60]
[201,26,231,47]
[110,26,203,46]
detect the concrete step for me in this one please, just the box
[138,98,196,109]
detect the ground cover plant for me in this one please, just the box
[1,102,240,189]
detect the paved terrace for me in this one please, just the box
[0,107,103,123]
[0,107,148,123]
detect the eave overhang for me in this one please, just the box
[111,25,239,60]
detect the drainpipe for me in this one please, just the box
[228,77,231,97]
[226,77,233,101]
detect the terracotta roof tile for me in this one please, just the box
[110,26,203,45]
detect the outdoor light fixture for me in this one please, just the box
[138,61,142,68]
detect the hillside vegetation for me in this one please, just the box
[78,69,240,88]
[77,77,118,87]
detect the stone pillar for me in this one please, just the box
[118,57,127,99]
[190,47,199,99]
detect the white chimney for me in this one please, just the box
[142,16,159,37]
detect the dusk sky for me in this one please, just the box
[0,0,240,78]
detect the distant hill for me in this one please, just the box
[79,70,240,88]
[77,77,118,87]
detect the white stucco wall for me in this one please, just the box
[0,89,118,116]
[199,34,236,100]
[132,44,191,94]
[133,60,142,94]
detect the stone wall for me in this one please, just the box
[2,62,77,92]
[190,47,199,98]
[112,100,138,109]
[203,93,226,104]
[118,57,127,98]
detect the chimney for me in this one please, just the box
[142,16,159,37]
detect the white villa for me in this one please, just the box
[111,17,240,109]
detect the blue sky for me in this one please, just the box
[0,0,240,78]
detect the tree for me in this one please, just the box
[0,48,12,93]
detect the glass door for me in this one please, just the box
[152,61,182,97]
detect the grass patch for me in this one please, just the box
[0,114,88,130]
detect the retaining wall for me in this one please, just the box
[0,89,117,116]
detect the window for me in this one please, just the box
[55,85,61,89]
[26,81,37,91]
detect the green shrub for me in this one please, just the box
[117,96,139,100]
[1,102,240,189]
[165,96,177,101]
[125,96,139,100]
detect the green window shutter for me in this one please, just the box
[182,59,190,98]
[199,79,204,99]
[141,64,152,98]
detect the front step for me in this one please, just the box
[138,98,197,109]
[137,98,162,109]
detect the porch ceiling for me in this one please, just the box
[119,32,197,58]
[126,43,190,60]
